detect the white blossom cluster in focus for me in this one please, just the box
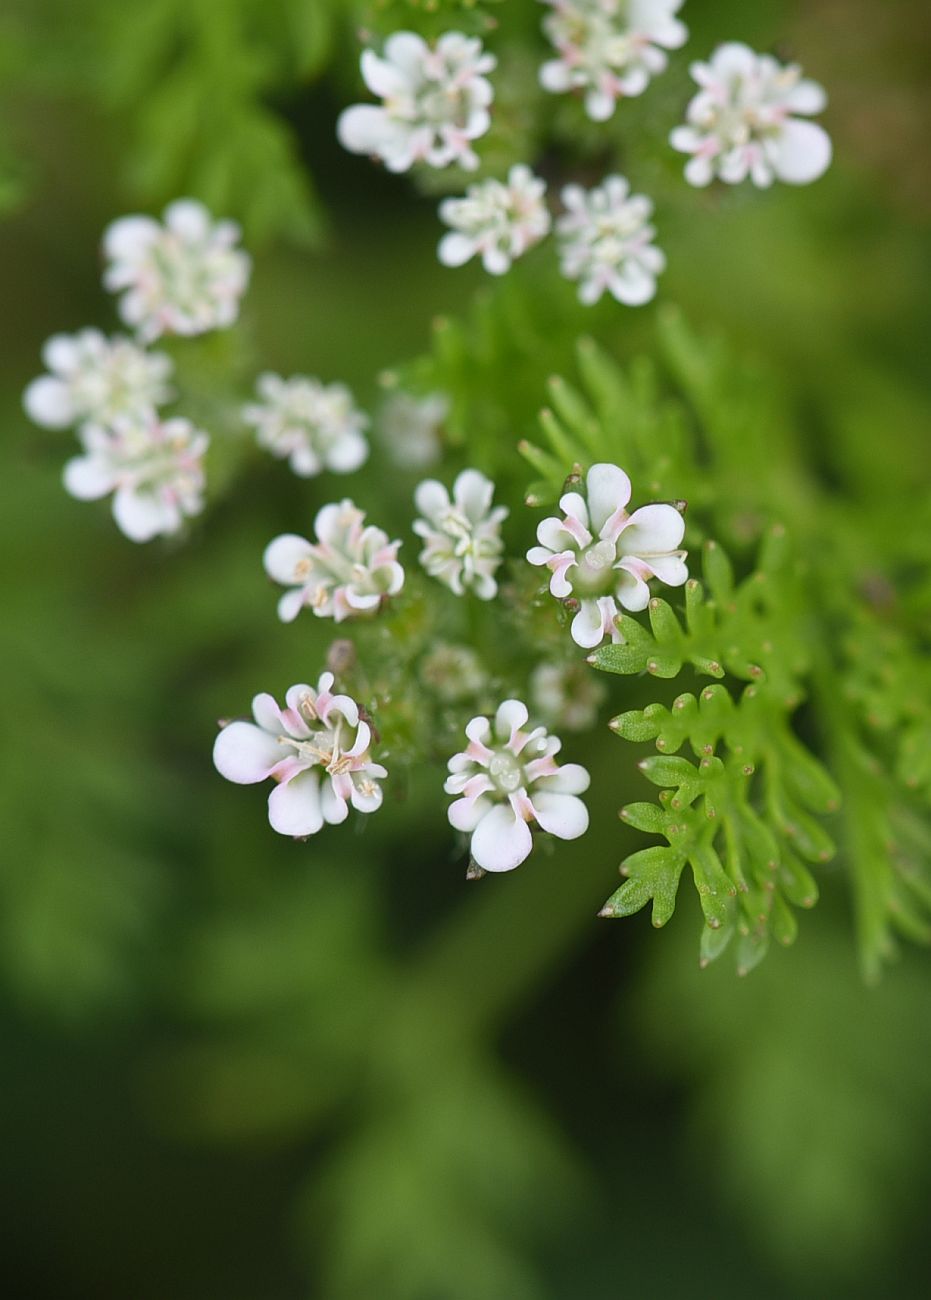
[413,469,508,599]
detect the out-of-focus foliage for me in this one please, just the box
[1,1,930,1298]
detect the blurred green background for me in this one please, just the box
[1,1,929,1297]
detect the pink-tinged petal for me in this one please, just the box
[345,720,371,758]
[470,803,533,872]
[24,377,75,428]
[557,491,591,534]
[619,503,685,556]
[571,598,613,649]
[438,232,476,268]
[534,763,591,796]
[643,552,688,586]
[531,791,589,841]
[277,587,307,624]
[320,778,350,825]
[263,533,313,583]
[214,721,284,784]
[586,463,632,535]
[522,755,560,784]
[268,769,324,836]
[251,692,283,733]
[547,553,577,599]
[773,119,832,184]
[615,565,651,611]
[494,699,529,742]
[449,793,494,833]
[113,488,173,542]
[63,454,114,501]
[536,515,578,554]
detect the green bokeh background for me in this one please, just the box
[1,2,929,1297]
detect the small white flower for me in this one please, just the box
[445,699,590,872]
[539,0,688,122]
[670,42,832,188]
[213,673,387,838]
[527,462,687,648]
[243,373,369,478]
[263,500,405,624]
[102,198,251,341]
[63,414,208,542]
[23,329,173,432]
[337,30,496,173]
[378,391,448,469]
[438,165,552,275]
[413,468,508,600]
[531,660,607,732]
[421,643,487,703]
[557,175,665,306]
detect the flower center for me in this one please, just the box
[488,750,523,794]
[573,538,617,595]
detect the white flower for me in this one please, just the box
[337,30,496,173]
[539,0,688,122]
[63,414,208,542]
[243,373,369,478]
[670,42,832,187]
[557,175,665,306]
[421,643,487,703]
[213,673,387,838]
[438,165,552,275]
[527,462,687,648]
[378,391,448,469]
[23,330,173,432]
[531,660,607,732]
[263,500,405,624]
[445,699,590,872]
[413,468,508,599]
[102,198,250,341]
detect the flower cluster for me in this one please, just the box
[531,660,607,733]
[539,0,688,121]
[102,199,250,341]
[378,391,448,469]
[337,31,496,173]
[243,373,369,478]
[263,501,405,624]
[445,700,590,873]
[438,165,551,275]
[413,469,508,599]
[63,415,208,543]
[557,175,665,306]
[670,42,831,187]
[528,462,687,648]
[24,330,173,432]
[213,674,386,837]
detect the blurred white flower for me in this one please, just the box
[413,468,508,599]
[557,175,665,306]
[378,390,448,469]
[102,198,250,341]
[670,42,832,187]
[243,373,369,478]
[445,699,590,872]
[263,500,405,624]
[421,642,487,703]
[539,0,688,121]
[213,673,386,838]
[337,30,496,172]
[527,462,687,648]
[531,659,607,731]
[23,329,173,432]
[63,414,208,542]
[438,165,551,275]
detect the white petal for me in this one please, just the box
[610,263,657,307]
[63,454,115,500]
[615,567,651,611]
[620,503,685,555]
[268,770,324,836]
[453,468,493,522]
[326,430,369,473]
[360,49,408,99]
[214,721,284,784]
[536,516,577,553]
[709,42,758,81]
[263,533,313,583]
[113,488,172,541]
[786,79,827,115]
[102,215,160,262]
[23,377,75,428]
[43,332,83,373]
[382,30,428,76]
[337,105,394,156]
[773,119,832,185]
[494,699,529,741]
[540,60,572,94]
[165,198,211,241]
[586,463,632,534]
[532,792,589,841]
[438,232,476,268]
[470,803,533,872]
[449,794,493,833]
[535,763,591,796]
[644,553,688,586]
[571,599,610,650]
[321,778,350,825]
[351,780,383,814]
[277,587,307,623]
[414,478,450,521]
[251,693,283,733]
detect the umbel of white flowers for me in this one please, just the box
[438,165,551,275]
[445,699,590,873]
[213,674,386,837]
[528,462,688,648]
